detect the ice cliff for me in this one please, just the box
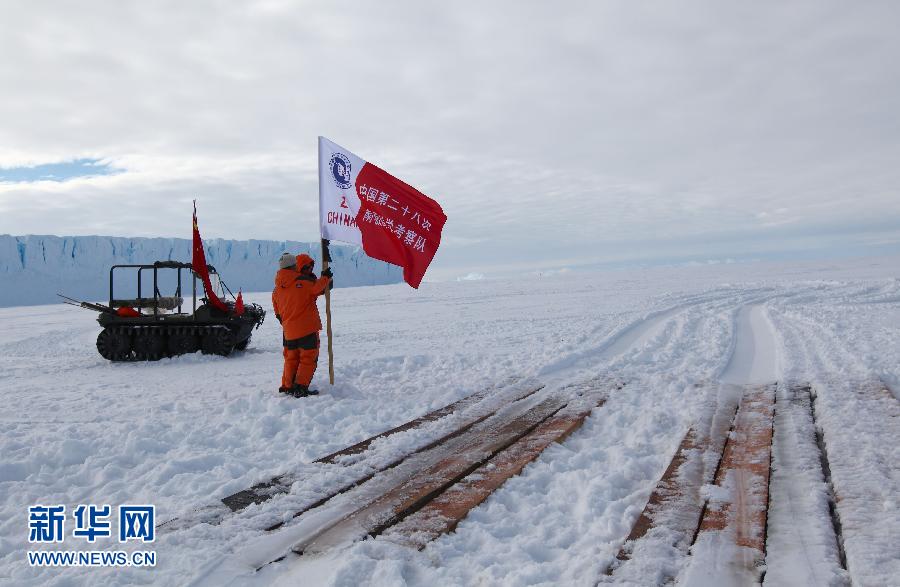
[0,235,402,307]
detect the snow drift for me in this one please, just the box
[0,235,402,307]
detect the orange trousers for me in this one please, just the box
[281,336,319,388]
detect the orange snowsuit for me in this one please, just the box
[272,254,332,389]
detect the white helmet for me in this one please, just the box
[278,252,296,269]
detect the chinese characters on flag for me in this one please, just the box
[318,136,447,288]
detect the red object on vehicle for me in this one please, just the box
[192,201,229,313]
[116,307,140,317]
[234,290,245,316]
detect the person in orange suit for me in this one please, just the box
[272,252,333,397]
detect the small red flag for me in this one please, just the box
[234,290,245,316]
[192,201,229,313]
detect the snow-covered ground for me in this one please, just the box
[1,254,898,586]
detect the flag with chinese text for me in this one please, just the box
[318,136,447,288]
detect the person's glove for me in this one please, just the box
[275,314,282,324]
[322,267,333,278]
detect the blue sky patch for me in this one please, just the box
[0,158,119,183]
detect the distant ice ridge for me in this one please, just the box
[0,234,402,307]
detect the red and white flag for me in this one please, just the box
[318,136,447,288]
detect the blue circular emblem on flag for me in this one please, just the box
[329,153,352,189]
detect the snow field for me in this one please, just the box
[1,255,898,586]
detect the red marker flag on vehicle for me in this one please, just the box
[234,290,245,316]
[192,201,229,313]
[318,136,447,288]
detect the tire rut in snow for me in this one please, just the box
[802,383,849,573]
[804,377,899,585]
[721,304,779,385]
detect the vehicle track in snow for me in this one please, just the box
[187,377,623,585]
[602,383,776,585]
[169,288,747,538]
[191,289,774,584]
[602,385,742,582]
[281,384,613,560]
[770,294,900,585]
[185,285,897,586]
[541,287,778,380]
[603,288,895,586]
[604,298,796,584]
[684,384,776,585]
[158,379,545,533]
[602,376,893,587]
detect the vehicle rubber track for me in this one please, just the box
[97,324,236,361]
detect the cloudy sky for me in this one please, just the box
[1,1,898,278]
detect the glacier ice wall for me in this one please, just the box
[0,235,402,307]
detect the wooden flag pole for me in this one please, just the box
[321,238,335,385]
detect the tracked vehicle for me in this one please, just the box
[63,261,265,361]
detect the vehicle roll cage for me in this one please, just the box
[109,261,232,314]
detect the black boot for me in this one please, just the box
[291,384,319,397]
[278,386,292,395]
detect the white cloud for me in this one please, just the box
[1,0,899,273]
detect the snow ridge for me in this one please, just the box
[0,234,402,307]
